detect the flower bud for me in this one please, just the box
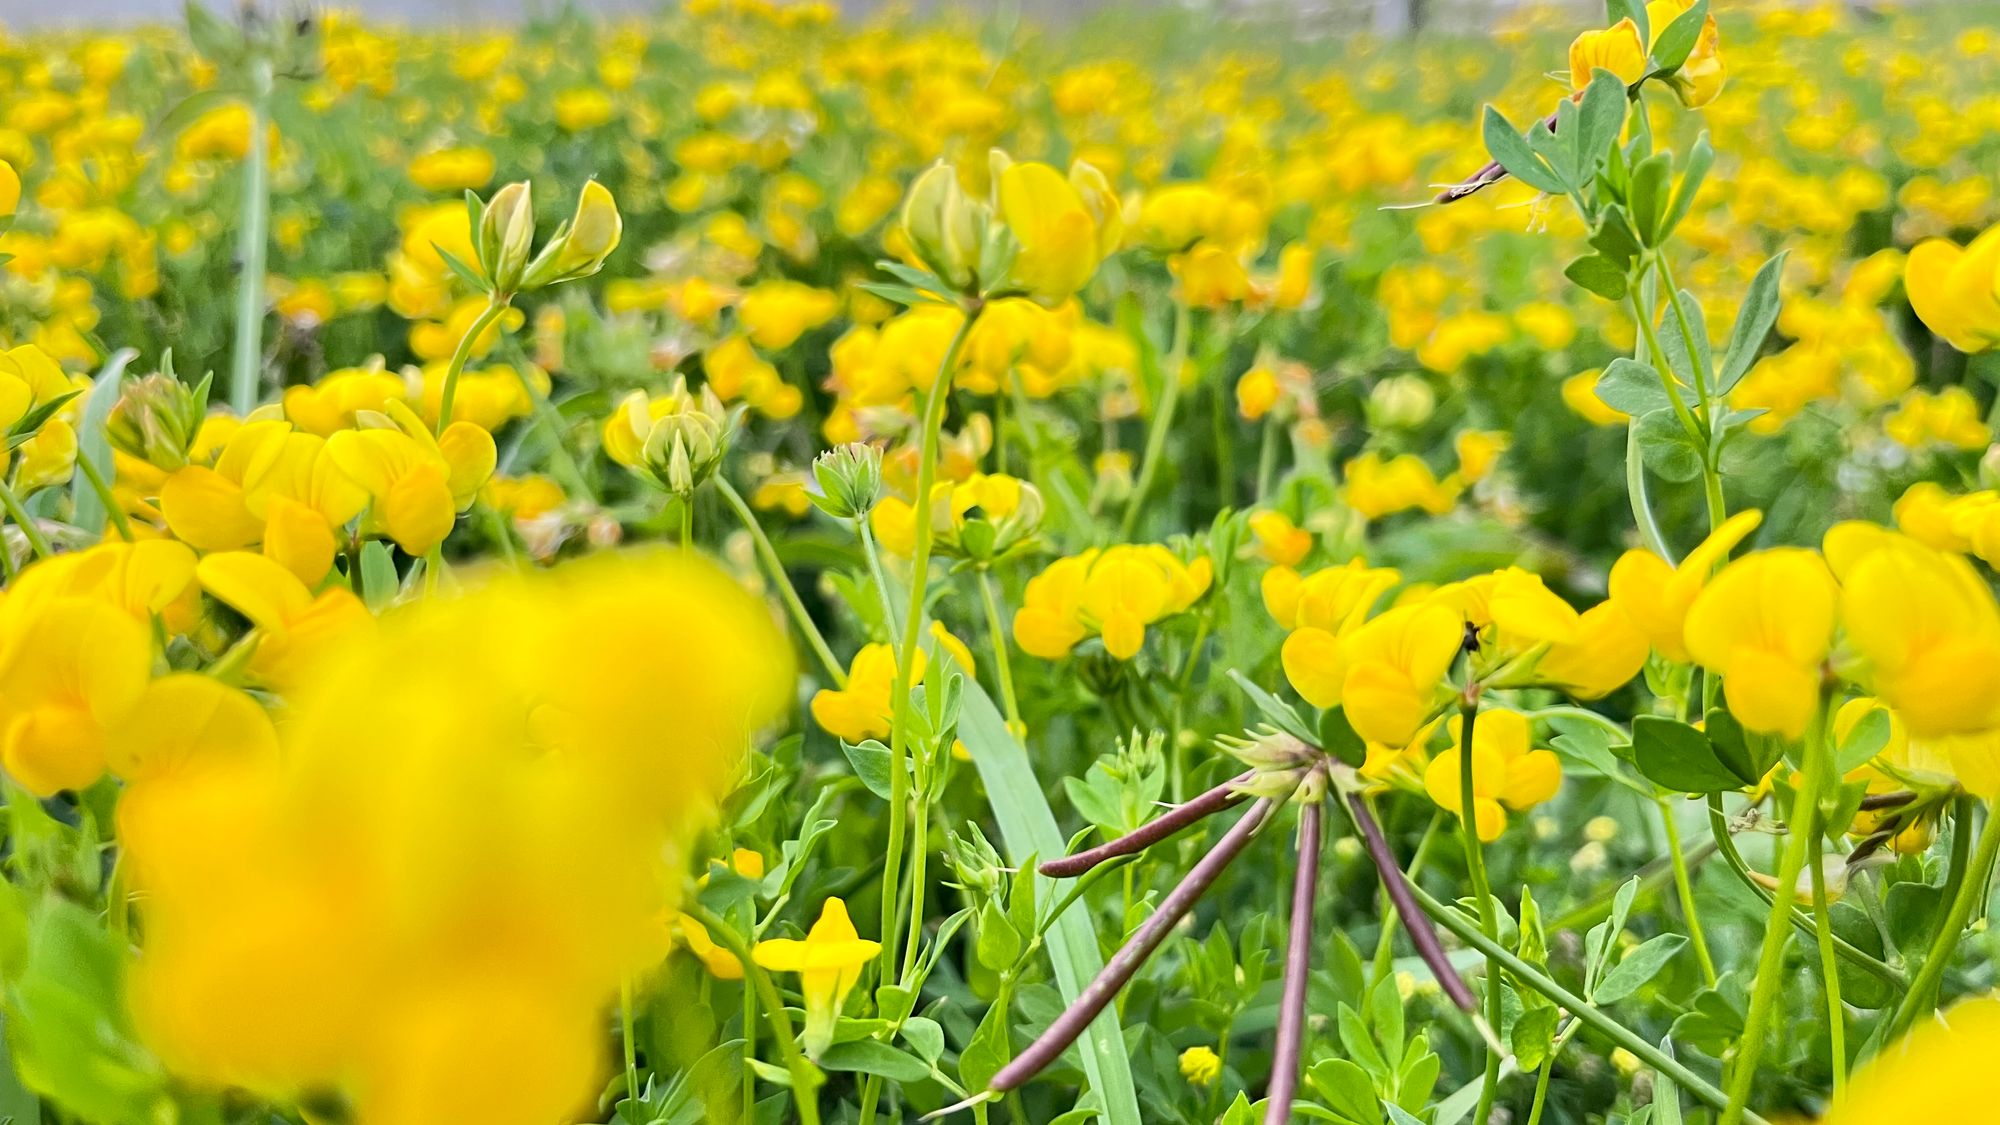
[900,162,983,289]
[106,372,207,471]
[479,180,536,294]
[809,442,884,520]
[1368,374,1436,429]
[523,180,622,290]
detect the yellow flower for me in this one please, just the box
[1014,545,1211,661]
[1905,223,2000,353]
[0,158,17,216]
[553,88,615,131]
[994,157,1116,304]
[282,366,407,436]
[1343,452,1461,521]
[160,419,369,585]
[1648,0,1725,106]
[0,557,155,795]
[324,401,496,556]
[127,549,791,1125]
[1683,549,1838,739]
[1562,371,1628,426]
[195,551,374,691]
[1422,708,1561,842]
[1825,522,2000,746]
[1264,558,1400,634]
[1607,509,1763,663]
[1287,602,1462,746]
[1822,996,2000,1125]
[13,416,77,493]
[407,146,495,193]
[1568,18,1647,92]
[1248,510,1312,566]
[1535,601,1650,700]
[738,279,841,350]
[1236,365,1280,421]
[809,624,971,743]
[1179,1045,1221,1087]
[752,897,882,1058]
[1884,387,1990,451]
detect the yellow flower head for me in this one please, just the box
[1684,548,1838,740]
[1014,545,1212,661]
[752,897,882,1058]
[1608,509,1763,663]
[1422,708,1562,842]
[324,400,496,556]
[1568,18,1648,92]
[1906,224,2000,354]
[1179,1045,1221,1087]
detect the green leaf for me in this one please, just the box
[1595,933,1688,1004]
[1305,1058,1384,1125]
[817,1039,931,1082]
[841,739,896,801]
[975,899,1022,971]
[1650,0,1710,72]
[1629,153,1674,246]
[1608,0,1651,43]
[1650,1037,1687,1125]
[1318,708,1367,769]
[958,998,1011,1091]
[1660,132,1714,242]
[1511,1005,1560,1071]
[68,348,137,535]
[1565,254,1630,301]
[1835,706,1893,774]
[1634,410,1704,484]
[1481,106,1568,195]
[1590,211,1643,268]
[901,1017,945,1065]
[957,681,1140,1123]
[1227,670,1317,746]
[1596,357,1674,416]
[1717,253,1787,394]
[1575,70,1630,176]
[358,540,398,611]
[1632,715,1754,793]
[1368,975,1405,1068]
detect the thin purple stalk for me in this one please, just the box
[1345,792,1479,1013]
[990,798,1276,1094]
[1038,771,1254,878]
[1264,801,1322,1125]
[1433,110,1560,204]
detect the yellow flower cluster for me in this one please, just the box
[1014,544,1213,661]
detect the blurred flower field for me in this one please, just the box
[4,1,2000,1123]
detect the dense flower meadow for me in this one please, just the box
[4,0,2000,1122]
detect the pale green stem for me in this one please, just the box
[1254,415,1280,502]
[681,902,823,1125]
[620,979,641,1103]
[75,448,133,542]
[1657,797,1718,985]
[716,477,846,688]
[435,295,511,436]
[229,61,273,417]
[1885,802,2000,1041]
[882,306,980,985]
[1722,703,1830,1125]
[1807,812,1845,1096]
[1119,297,1192,541]
[0,477,52,560]
[1411,882,1770,1125]
[974,568,1021,729]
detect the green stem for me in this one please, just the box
[679,495,694,554]
[1705,795,1907,990]
[974,568,1021,729]
[75,448,133,542]
[1807,808,1844,1096]
[0,477,52,560]
[1410,882,1770,1125]
[1119,297,1191,541]
[882,305,981,986]
[1884,801,2000,1041]
[860,518,900,638]
[1624,423,1673,561]
[1165,613,1214,803]
[1457,697,1504,1125]
[1657,797,1718,985]
[742,973,757,1125]
[901,793,930,984]
[619,979,641,1104]
[681,902,823,1125]
[229,62,273,417]
[1721,704,1830,1125]
[435,295,511,435]
[1254,415,1280,502]
[716,477,846,688]
[1629,280,1725,529]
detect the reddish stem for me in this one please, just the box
[1345,792,1479,1013]
[1038,771,1254,878]
[1264,801,1322,1125]
[990,799,1276,1093]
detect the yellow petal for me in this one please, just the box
[196,550,313,632]
[161,466,265,551]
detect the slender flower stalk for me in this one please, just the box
[1884,801,2000,1041]
[682,902,824,1125]
[1457,695,1505,1125]
[1119,296,1192,541]
[228,60,273,417]
[987,799,1275,1094]
[716,476,846,688]
[1657,796,1718,985]
[0,477,53,560]
[883,303,981,982]
[1039,772,1253,878]
[434,295,512,436]
[974,568,1022,729]
[74,447,134,542]
[1806,806,1845,1095]
[1264,800,1321,1125]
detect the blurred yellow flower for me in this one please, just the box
[1422,708,1562,842]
